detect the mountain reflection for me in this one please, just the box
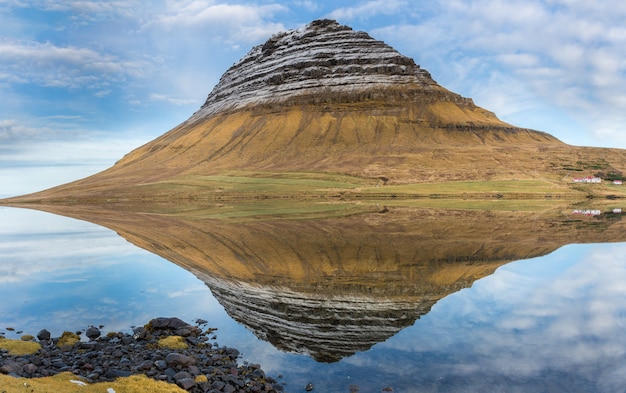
[15,201,626,362]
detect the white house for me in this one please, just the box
[572,176,602,183]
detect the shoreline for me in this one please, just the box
[0,317,283,392]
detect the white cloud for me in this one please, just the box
[149,93,199,106]
[293,0,319,12]
[327,0,408,21]
[0,117,151,196]
[144,1,288,44]
[369,0,626,147]
[0,40,151,89]
[9,0,141,19]
[375,244,626,386]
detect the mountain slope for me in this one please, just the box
[3,19,626,202]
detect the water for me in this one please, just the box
[2,205,626,392]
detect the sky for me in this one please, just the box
[1,0,626,197]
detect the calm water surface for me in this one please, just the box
[2,206,626,392]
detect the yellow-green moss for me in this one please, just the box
[20,334,35,341]
[0,337,41,355]
[57,331,80,349]
[195,374,208,383]
[157,335,188,350]
[0,372,187,393]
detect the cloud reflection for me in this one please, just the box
[359,243,626,390]
[0,208,225,340]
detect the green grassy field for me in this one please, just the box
[135,172,625,201]
[4,170,626,207]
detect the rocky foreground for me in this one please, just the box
[0,317,282,393]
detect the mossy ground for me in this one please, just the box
[57,331,80,349]
[0,337,41,356]
[0,372,186,393]
[157,335,188,350]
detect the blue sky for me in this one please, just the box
[1,0,626,196]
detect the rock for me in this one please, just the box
[85,326,101,340]
[150,317,190,330]
[176,377,196,390]
[137,359,153,370]
[22,363,38,375]
[105,368,132,378]
[119,357,132,367]
[175,328,192,337]
[165,352,196,366]
[0,360,22,375]
[51,360,68,369]
[194,19,434,120]
[121,336,134,345]
[78,342,99,351]
[164,367,177,380]
[187,365,200,376]
[306,382,314,391]
[223,384,236,393]
[174,370,192,381]
[37,329,51,341]
[174,371,196,389]
[84,350,100,359]
[132,326,147,339]
[86,372,100,380]
[154,359,167,370]
[149,317,171,329]
[0,319,281,392]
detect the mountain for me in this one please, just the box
[4,19,626,203]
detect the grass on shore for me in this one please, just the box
[4,170,626,207]
[131,171,626,200]
[0,372,187,393]
[0,337,41,356]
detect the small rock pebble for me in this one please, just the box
[0,317,282,393]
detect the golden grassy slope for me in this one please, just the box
[3,86,626,203]
[0,372,186,393]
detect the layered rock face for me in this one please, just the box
[201,274,436,363]
[192,19,442,118]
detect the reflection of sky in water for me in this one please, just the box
[2,207,626,392]
[0,207,223,335]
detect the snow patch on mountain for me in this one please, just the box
[190,19,438,120]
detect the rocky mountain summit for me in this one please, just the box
[193,19,442,118]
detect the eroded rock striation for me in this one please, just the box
[202,275,437,363]
[193,19,443,118]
